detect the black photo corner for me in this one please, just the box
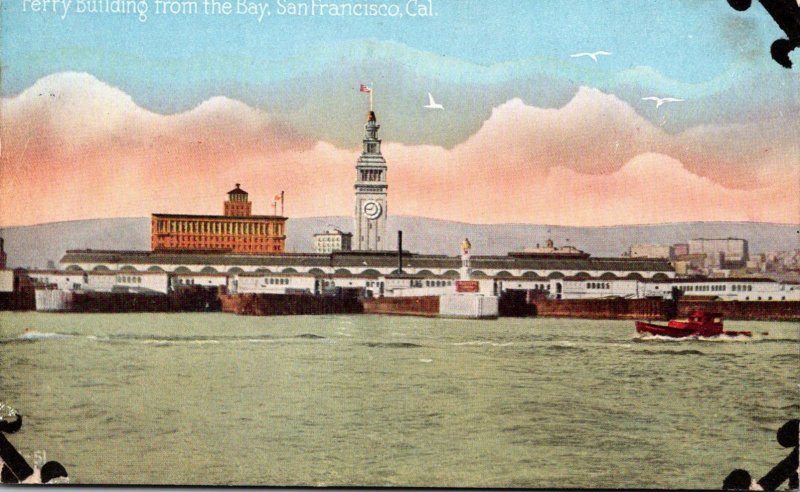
[0,414,68,484]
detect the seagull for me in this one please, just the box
[570,51,612,62]
[642,96,685,108]
[424,93,444,110]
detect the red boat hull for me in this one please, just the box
[636,321,705,338]
[635,311,752,338]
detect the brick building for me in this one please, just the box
[151,184,287,254]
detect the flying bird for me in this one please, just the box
[424,93,444,110]
[642,96,685,108]
[570,51,612,62]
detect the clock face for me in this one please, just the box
[362,200,383,220]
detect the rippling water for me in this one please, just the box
[0,312,797,488]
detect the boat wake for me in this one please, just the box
[2,331,331,346]
[633,333,753,343]
[18,330,74,341]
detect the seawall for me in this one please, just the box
[362,296,439,316]
[677,300,800,321]
[219,293,363,316]
[529,298,670,320]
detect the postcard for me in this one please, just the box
[1,0,799,488]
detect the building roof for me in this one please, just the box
[61,249,675,273]
[228,183,248,195]
[314,229,353,237]
[151,213,286,221]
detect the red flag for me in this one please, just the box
[359,84,372,93]
[274,194,282,202]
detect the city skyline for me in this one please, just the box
[1,1,798,227]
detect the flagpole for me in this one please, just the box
[370,82,374,112]
[280,190,284,216]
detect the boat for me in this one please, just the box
[635,310,752,338]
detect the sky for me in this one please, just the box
[1,0,798,226]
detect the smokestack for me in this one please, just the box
[397,231,403,274]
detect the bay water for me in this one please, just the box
[0,312,797,488]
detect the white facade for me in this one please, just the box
[640,279,800,301]
[439,294,499,319]
[558,279,641,299]
[232,274,317,294]
[27,271,170,294]
[172,273,228,288]
[26,265,800,302]
[314,229,353,254]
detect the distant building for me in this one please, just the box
[151,184,287,254]
[630,243,674,259]
[673,243,689,257]
[689,238,749,269]
[672,253,707,276]
[515,239,589,258]
[765,249,800,272]
[314,229,353,254]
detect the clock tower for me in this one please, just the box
[354,110,388,251]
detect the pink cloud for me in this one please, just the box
[1,72,797,227]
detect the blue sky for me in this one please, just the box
[3,0,791,102]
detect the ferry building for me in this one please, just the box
[44,101,799,302]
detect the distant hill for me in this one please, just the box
[0,217,797,269]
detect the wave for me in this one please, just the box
[362,342,422,349]
[95,332,277,342]
[756,337,799,344]
[637,349,706,356]
[452,340,514,347]
[0,331,76,343]
[771,353,799,362]
[539,342,587,353]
